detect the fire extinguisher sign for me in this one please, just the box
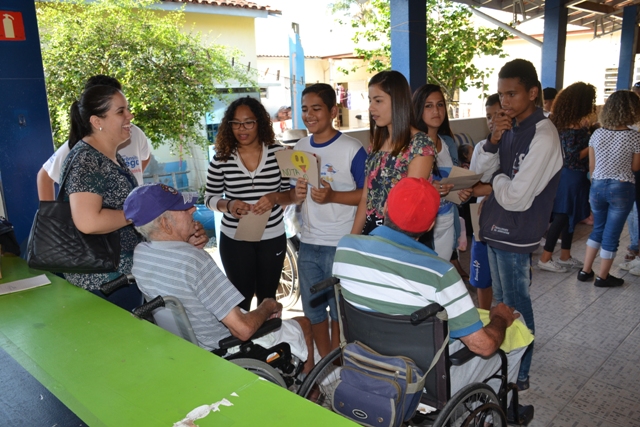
[0,11,26,41]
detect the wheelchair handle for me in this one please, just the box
[100,274,135,296]
[410,303,443,323]
[310,277,340,294]
[132,295,165,320]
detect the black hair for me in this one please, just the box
[458,143,473,165]
[368,70,414,157]
[68,85,120,148]
[543,87,558,100]
[84,75,122,91]
[485,93,500,107]
[412,84,453,138]
[215,96,275,161]
[498,59,539,91]
[302,83,336,109]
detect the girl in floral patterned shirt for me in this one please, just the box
[351,71,435,235]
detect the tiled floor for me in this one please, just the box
[252,221,640,426]
[491,223,640,427]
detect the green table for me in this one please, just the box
[0,256,353,426]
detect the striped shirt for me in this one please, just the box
[205,144,288,240]
[132,241,243,350]
[333,226,482,339]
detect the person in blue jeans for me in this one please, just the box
[459,59,563,392]
[291,84,366,357]
[579,90,640,287]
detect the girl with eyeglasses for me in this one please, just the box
[205,96,294,310]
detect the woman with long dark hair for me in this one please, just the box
[351,71,435,235]
[412,84,460,260]
[61,85,142,310]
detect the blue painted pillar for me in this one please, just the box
[288,22,305,130]
[0,1,53,245]
[617,5,639,90]
[390,0,426,92]
[541,0,567,90]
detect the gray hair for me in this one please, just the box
[134,211,173,241]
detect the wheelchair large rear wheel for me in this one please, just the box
[432,382,506,427]
[277,239,300,310]
[231,358,287,388]
[297,347,342,409]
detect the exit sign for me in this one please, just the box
[1,11,25,41]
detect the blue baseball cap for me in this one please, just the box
[124,183,196,227]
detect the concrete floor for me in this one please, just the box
[460,223,640,427]
[211,221,640,426]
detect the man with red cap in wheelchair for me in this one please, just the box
[333,177,534,424]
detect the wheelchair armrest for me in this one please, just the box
[449,344,476,366]
[217,318,282,350]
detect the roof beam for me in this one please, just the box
[568,1,617,14]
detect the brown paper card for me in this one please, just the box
[439,166,483,204]
[275,150,320,188]
[234,210,271,242]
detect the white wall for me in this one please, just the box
[459,29,624,116]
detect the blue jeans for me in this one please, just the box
[487,246,533,382]
[626,203,638,252]
[588,179,635,259]
[299,243,338,324]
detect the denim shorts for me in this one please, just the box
[298,242,338,324]
[588,179,635,258]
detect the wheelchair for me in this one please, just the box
[297,278,529,427]
[100,275,304,389]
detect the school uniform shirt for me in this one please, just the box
[43,124,151,185]
[293,132,366,246]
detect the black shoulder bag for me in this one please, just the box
[26,149,121,273]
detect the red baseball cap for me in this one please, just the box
[387,178,440,233]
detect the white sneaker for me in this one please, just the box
[537,259,568,273]
[630,265,640,276]
[619,256,640,270]
[556,257,584,269]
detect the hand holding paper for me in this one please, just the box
[437,166,483,204]
[310,180,334,204]
[275,150,320,188]
[234,210,270,242]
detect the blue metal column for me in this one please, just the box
[541,0,567,90]
[0,1,53,245]
[617,5,639,90]
[289,22,305,130]
[390,0,426,92]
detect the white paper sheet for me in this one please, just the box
[0,274,51,295]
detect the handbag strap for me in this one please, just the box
[334,282,451,394]
[406,310,449,394]
[56,144,87,202]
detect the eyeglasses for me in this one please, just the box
[229,120,257,130]
[634,82,640,88]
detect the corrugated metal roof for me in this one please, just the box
[457,0,640,37]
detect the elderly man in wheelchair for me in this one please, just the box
[121,183,315,385]
[308,177,534,426]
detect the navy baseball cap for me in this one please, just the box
[124,183,196,227]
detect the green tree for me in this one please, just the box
[37,0,255,151]
[331,0,508,101]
